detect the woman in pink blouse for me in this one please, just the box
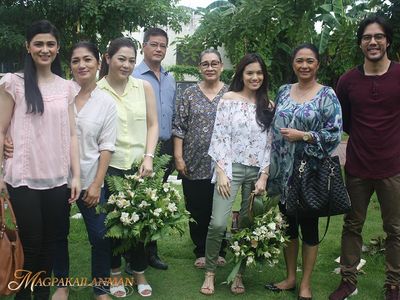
[200,53,275,295]
[0,20,80,299]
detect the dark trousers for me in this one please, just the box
[53,189,110,295]
[340,172,400,286]
[7,184,69,300]
[182,177,226,258]
[279,203,319,246]
[105,167,148,272]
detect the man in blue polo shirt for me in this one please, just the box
[132,27,176,271]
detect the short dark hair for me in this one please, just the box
[291,43,320,62]
[356,15,393,46]
[99,37,137,79]
[143,28,168,45]
[24,20,62,114]
[199,48,222,63]
[230,53,274,131]
[71,41,100,63]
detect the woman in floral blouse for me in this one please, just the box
[173,49,228,269]
[200,53,275,295]
[265,44,342,300]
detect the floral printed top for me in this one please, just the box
[208,98,272,182]
[172,83,228,180]
[268,84,342,203]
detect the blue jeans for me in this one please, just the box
[53,189,110,295]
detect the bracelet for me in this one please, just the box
[143,153,154,158]
[260,170,269,176]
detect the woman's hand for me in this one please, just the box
[254,174,268,195]
[139,156,153,178]
[280,128,304,142]
[175,157,188,177]
[82,183,101,208]
[216,168,231,199]
[3,136,13,159]
[0,178,8,197]
[69,176,81,204]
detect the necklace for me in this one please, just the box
[292,83,319,103]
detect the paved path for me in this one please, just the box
[333,141,347,166]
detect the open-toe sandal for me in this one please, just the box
[231,274,245,295]
[137,283,152,297]
[110,271,127,298]
[216,256,226,267]
[200,272,215,295]
[194,257,206,269]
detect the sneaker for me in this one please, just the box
[329,280,358,300]
[384,284,400,300]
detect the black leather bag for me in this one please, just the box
[286,154,351,218]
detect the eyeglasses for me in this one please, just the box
[145,42,167,49]
[361,33,386,43]
[199,61,221,69]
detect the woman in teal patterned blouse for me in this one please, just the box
[265,44,342,300]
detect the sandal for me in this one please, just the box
[134,271,152,297]
[216,256,226,267]
[110,271,127,298]
[200,272,215,295]
[231,274,245,295]
[137,284,152,297]
[194,257,206,269]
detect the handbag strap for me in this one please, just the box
[294,210,331,245]
[295,158,336,244]
[247,192,256,222]
[0,193,18,234]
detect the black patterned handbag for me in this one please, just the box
[286,153,351,218]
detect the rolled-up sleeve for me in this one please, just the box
[98,101,117,152]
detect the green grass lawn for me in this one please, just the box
[1,190,387,300]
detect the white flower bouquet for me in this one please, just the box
[227,196,288,283]
[98,153,190,254]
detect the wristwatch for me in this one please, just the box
[302,132,312,142]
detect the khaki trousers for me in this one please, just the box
[205,163,259,272]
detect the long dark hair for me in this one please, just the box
[99,37,137,79]
[229,53,274,131]
[24,20,62,114]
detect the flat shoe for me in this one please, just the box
[298,296,312,300]
[265,283,296,292]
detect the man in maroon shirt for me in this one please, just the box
[330,15,400,300]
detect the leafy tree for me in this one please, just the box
[177,0,397,90]
[0,0,190,72]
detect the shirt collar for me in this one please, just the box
[97,76,138,98]
[136,60,169,76]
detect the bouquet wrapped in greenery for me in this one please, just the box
[227,195,288,283]
[98,153,190,254]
